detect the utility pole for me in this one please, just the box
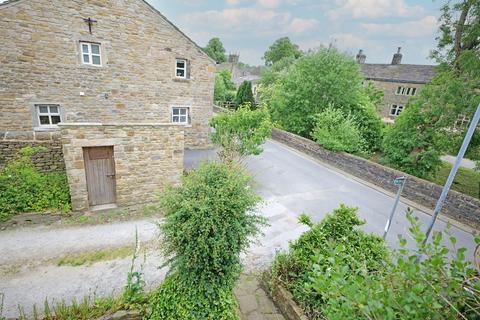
[384,176,407,239]
[422,104,480,245]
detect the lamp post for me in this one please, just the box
[384,176,407,239]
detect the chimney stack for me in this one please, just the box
[356,49,366,64]
[391,47,402,65]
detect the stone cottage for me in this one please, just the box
[0,0,215,211]
[357,48,436,122]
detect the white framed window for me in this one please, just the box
[396,86,417,96]
[36,104,62,126]
[81,42,102,66]
[390,104,404,117]
[172,107,190,124]
[175,59,187,78]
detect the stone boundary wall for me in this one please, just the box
[0,140,65,172]
[272,128,480,230]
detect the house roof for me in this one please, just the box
[0,0,215,65]
[361,63,436,84]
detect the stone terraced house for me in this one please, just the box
[0,0,216,211]
[357,48,436,122]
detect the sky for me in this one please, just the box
[147,0,444,66]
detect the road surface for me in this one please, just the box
[0,140,476,318]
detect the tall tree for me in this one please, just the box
[204,37,227,64]
[263,37,302,66]
[235,81,255,108]
[383,0,480,178]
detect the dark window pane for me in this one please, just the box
[49,106,59,113]
[39,106,48,113]
[173,109,179,115]
[177,60,185,68]
[51,116,61,124]
[180,108,187,115]
[176,70,185,77]
[82,44,89,53]
[83,54,90,63]
[39,116,50,125]
[172,116,179,123]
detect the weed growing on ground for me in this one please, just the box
[123,229,147,309]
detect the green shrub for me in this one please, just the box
[0,147,71,221]
[311,108,366,154]
[269,206,480,319]
[147,162,267,319]
[235,80,256,108]
[210,105,273,163]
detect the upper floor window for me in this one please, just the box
[172,107,190,124]
[175,59,187,78]
[390,104,404,117]
[36,104,62,126]
[81,42,102,66]
[396,86,417,96]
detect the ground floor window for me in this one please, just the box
[36,104,62,126]
[390,104,404,117]
[172,107,190,124]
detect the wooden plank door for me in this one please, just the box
[83,146,116,206]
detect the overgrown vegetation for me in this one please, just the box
[268,205,480,319]
[431,161,480,199]
[265,47,383,153]
[0,147,71,221]
[214,69,236,105]
[203,37,227,64]
[147,162,267,319]
[312,107,366,154]
[210,105,273,163]
[382,0,480,178]
[56,245,135,267]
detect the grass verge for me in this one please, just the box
[55,245,136,267]
[430,161,480,199]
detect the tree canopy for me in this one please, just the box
[263,37,302,66]
[235,81,256,108]
[204,37,227,64]
[214,70,236,103]
[383,0,480,178]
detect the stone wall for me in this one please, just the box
[0,139,65,172]
[60,123,184,211]
[272,128,480,230]
[0,0,214,149]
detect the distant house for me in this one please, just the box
[0,0,215,211]
[217,54,262,103]
[357,48,436,122]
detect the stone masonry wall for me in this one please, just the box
[0,140,65,172]
[272,128,480,230]
[368,80,425,121]
[0,0,214,149]
[60,123,184,211]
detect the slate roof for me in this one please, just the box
[361,63,436,84]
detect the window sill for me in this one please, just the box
[173,77,192,83]
[34,126,60,132]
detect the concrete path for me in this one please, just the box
[0,140,477,318]
[441,155,477,170]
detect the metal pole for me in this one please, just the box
[422,104,480,246]
[384,177,407,239]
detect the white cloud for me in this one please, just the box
[257,0,281,8]
[362,16,438,37]
[183,8,317,36]
[329,33,375,50]
[329,0,424,19]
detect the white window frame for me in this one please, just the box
[80,42,102,66]
[390,104,404,117]
[175,59,187,79]
[171,106,190,124]
[396,86,417,96]
[36,104,62,127]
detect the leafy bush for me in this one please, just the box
[0,147,71,221]
[267,47,383,151]
[214,70,236,104]
[311,107,366,154]
[269,206,480,319]
[147,162,267,319]
[210,105,273,163]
